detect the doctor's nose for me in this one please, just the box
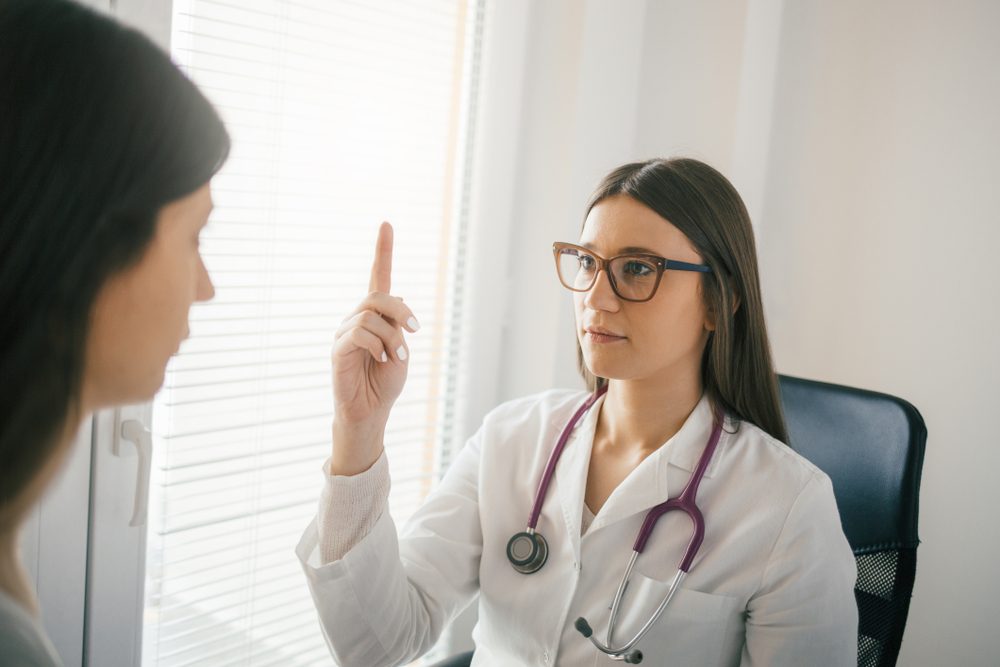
[582,268,621,312]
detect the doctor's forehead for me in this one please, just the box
[579,194,699,259]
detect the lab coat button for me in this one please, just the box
[542,650,550,663]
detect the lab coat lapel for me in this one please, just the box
[588,393,723,534]
[552,392,605,563]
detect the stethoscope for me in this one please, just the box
[505,384,724,664]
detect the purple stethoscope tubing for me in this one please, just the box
[526,384,610,531]
[513,385,724,663]
[633,405,723,570]
[527,384,723,569]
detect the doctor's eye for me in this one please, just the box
[577,253,597,271]
[619,259,656,279]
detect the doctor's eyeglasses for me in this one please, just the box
[552,242,713,303]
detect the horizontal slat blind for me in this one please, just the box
[141,1,481,664]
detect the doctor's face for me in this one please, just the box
[82,183,216,410]
[573,194,713,387]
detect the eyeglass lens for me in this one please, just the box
[557,249,659,300]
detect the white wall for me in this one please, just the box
[756,2,1000,665]
[489,0,651,402]
[477,0,1000,663]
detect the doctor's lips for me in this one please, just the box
[584,326,626,344]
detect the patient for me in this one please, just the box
[0,0,229,663]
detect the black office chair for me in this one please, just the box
[779,375,925,667]
[432,375,926,667]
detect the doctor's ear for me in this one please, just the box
[704,289,741,333]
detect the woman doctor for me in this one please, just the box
[297,158,858,666]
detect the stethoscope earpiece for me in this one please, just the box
[506,531,548,574]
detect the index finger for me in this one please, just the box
[368,221,393,294]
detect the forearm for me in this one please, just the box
[299,498,476,667]
[298,433,484,667]
[317,448,391,563]
[299,512,433,667]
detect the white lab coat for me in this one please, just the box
[297,389,858,666]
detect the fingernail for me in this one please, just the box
[407,316,420,331]
[381,351,388,363]
[396,345,408,361]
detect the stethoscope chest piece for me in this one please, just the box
[506,530,548,574]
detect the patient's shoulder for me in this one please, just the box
[0,593,61,666]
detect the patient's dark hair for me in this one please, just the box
[578,158,788,444]
[0,0,230,519]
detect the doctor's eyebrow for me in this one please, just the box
[580,242,663,256]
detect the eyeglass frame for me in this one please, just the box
[552,241,713,303]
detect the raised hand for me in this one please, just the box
[329,222,420,475]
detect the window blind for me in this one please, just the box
[141,1,484,664]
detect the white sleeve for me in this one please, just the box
[740,473,859,667]
[316,450,392,563]
[296,429,484,667]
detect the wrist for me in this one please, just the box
[329,417,386,476]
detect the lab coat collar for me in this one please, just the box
[662,392,727,479]
[554,390,727,543]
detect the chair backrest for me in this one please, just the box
[778,375,927,667]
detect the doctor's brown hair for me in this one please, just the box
[577,158,789,444]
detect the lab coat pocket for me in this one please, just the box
[605,572,743,666]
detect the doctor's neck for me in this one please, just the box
[596,367,704,455]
